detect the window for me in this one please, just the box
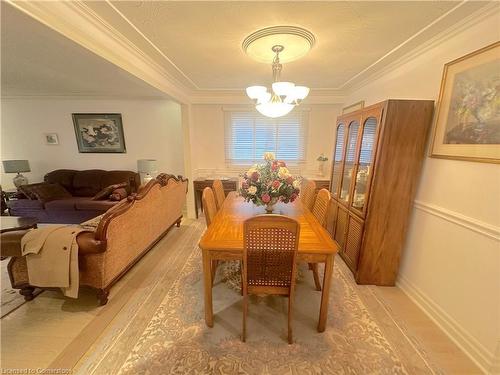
[225,111,308,165]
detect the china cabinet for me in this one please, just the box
[327,100,434,285]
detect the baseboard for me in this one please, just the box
[397,275,497,374]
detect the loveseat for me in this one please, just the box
[7,169,140,223]
[1,174,188,305]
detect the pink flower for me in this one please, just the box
[286,176,293,184]
[251,171,259,181]
[271,162,278,171]
[261,193,271,203]
[290,193,298,202]
[242,182,249,189]
[278,161,287,167]
[272,180,280,189]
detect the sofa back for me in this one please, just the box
[44,169,140,197]
[94,174,188,286]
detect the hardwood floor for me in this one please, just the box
[0,218,481,374]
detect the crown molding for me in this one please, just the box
[6,0,193,104]
[0,94,170,101]
[345,1,499,92]
[189,89,347,105]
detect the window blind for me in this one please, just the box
[225,111,308,164]
[359,118,377,164]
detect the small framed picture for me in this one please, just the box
[44,133,59,145]
[72,113,126,153]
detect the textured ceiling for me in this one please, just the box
[1,3,167,97]
[105,1,487,90]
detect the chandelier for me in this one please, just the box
[246,45,309,118]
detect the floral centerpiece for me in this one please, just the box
[239,152,301,213]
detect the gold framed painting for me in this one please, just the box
[430,41,500,163]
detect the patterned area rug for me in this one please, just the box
[99,247,431,374]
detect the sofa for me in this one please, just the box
[7,169,141,223]
[1,173,188,305]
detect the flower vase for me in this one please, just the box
[265,203,276,213]
[318,160,326,176]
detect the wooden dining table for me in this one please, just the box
[198,192,339,332]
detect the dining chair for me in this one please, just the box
[300,179,317,211]
[242,214,300,344]
[309,188,331,291]
[202,187,219,282]
[212,179,226,211]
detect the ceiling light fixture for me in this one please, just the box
[246,45,309,118]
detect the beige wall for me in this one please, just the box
[345,12,499,373]
[0,98,184,189]
[189,104,342,178]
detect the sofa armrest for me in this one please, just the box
[0,230,28,257]
[77,232,106,254]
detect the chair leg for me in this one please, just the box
[242,292,248,342]
[310,263,322,291]
[287,295,293,344]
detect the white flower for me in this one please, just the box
[248,186,257,195]
[293,180,300,189]
[263,152,275,161]
[278,167,290,179]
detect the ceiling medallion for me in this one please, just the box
[243,26,314,118]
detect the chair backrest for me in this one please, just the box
[202,187,218,227]
[301,179,317,211]
[312,188,331,227]
[243,215,300,289]
[212,179,226,210]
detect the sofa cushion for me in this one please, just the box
[100,171,138,193]
[75,199,118,211]
[19,183,72,203]
[109,187,128,201]
[44,197,88,210]
[18,183,46,200]
[72,170,106,197]
[92,182,128,200]
[44,170,76,193]
[33,183,72,203]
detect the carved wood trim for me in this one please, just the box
[95,174,188,241]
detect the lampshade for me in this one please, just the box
[256,102,294,118]
[2,160,30,173]
[137,159,158,173]
[246,86,267,100]
[272,81,295,96]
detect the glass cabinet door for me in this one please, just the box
[352,117,378,212]
[339,121,360,204]
[330,122,345,197]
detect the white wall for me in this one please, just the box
[0,98,184,189]
[189,104,342,178]
[345,12,500,373]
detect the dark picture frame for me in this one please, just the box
[72,113,126,153]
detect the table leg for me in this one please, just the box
[202,249,214,327]
[317,254,334,332]
[194,189,199,219]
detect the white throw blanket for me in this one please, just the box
[21,226,89,298]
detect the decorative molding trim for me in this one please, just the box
[397,275,497,374]
[414,200,500,242]
[0,94,169,101]
[6,0,192,104]
[347,2,499,91]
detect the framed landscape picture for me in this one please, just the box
[430,41,499,163]
[72,113,126,153]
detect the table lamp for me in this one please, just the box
[137,159,158,184]
[2,160,31,188]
